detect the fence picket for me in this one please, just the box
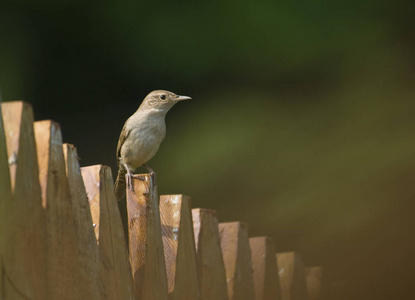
[249,237,281,300]
[160,194,201,300]
[63,143,101,299]
[1,102,47,300]
[305,267,323,300]
[192,208,229,300]
[276,252,309,300]
[34,120,82,300]
[81,165,133,300]
[0,97,9,299]
[127,173,168,300]
[219,222,255,300]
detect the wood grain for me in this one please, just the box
[160,195,201,300]
[63,143,101,299]
[249,237,281,300]
[127,173,168,300]
[0,97,9,299]
[192,208,229,300]
[276,252,309,300]
[0,98,11,207]
[305,267,323,300]
[34,120,82,300]
[219,222,255,300]
[1,101,47,300]
[81,164,133,300]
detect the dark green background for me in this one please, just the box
[2,1,415,299]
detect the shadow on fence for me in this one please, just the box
[0,101,325,300]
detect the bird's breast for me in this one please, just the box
[120,117,166,169]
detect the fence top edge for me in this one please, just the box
[249,236,275,242]
[219,221,248,227]
[192,207,217,215]
[34,119,61,128]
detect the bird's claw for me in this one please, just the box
[124,164,135,193]
[126,172,134,192]
[143,163,155,174]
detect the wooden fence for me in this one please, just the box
[0,101,324,300]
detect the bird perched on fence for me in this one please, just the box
[114,90,191,201]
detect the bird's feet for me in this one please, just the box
[126,172,134,192]
[124,164,135,192]
[143,163,155,175]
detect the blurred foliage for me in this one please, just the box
[1,0,415,299]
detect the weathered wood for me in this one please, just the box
[127,173,168,300]
[219,222,255,300]
[81,165,133,300]
[34,120,82,300]
[305,267,323,300]
[192,208,229,300]
[276,252,309,300]
[0,99,11,205]
[1,101,47,300]
[2,102,19,192]
[249,237,281,300]
[160,194,201,300]
[63,143,101,299]
[0,98,9,299]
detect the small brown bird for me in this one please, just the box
[114,90,191,201]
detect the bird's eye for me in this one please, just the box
[160,94,166,100]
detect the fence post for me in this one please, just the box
[63,143,101,299]
[159,194,201,300]
[81,165,133,300]
[249,237,281,300]
[34,120,83,300]
[0,98,9,299]
[126,173,168,300]
[1,102,48,300]
[276,252,309,300]
[219,222,255,300]
[305,267,323,300]
[192,208,229,300]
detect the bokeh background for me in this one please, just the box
[1,1,415,299]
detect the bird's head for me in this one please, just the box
[140,90,191,112]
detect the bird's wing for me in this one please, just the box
[116,123,130,167]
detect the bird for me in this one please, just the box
[114,90,191,201]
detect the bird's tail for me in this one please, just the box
[114,167,127,201]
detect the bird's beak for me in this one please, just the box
[176,95,192,101]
